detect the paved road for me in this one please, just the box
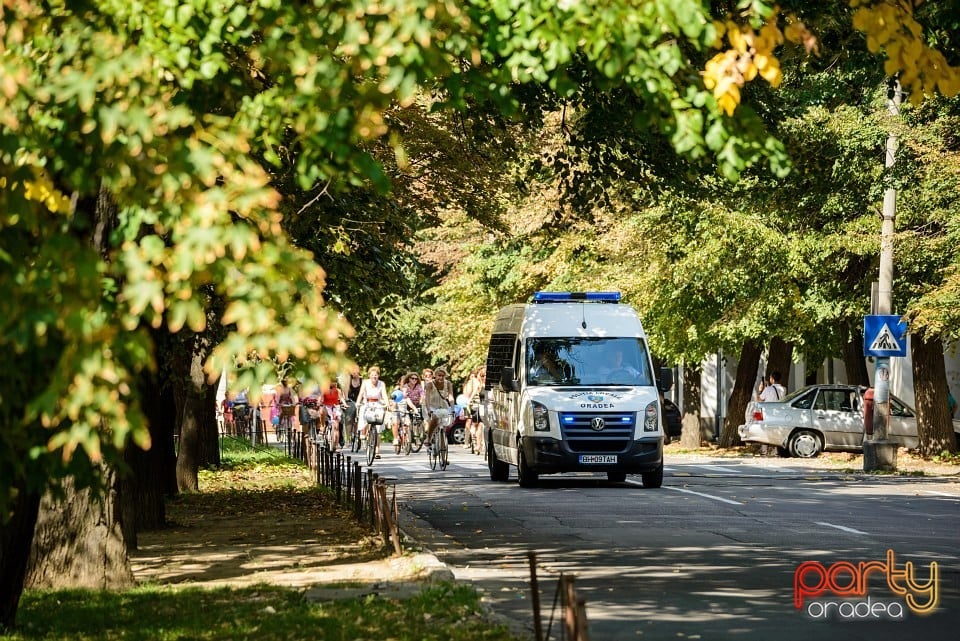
[368,447,960,641]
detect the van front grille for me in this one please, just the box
[558,412,635,453]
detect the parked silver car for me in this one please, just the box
[737,384,960,458]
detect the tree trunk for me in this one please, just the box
[177,342,214,492]
[121,325,181,541]
[200,374,221,467]
[0,485,42,630]
[719,340,762,448]
[842,326,870,387]
[680,363,702,448]
[912,334,958,456]
[765,337,794,388]
[25,473,134,590]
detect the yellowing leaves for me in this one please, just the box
[702,11,802,116]
[852,0,960,105]
[2,166,73,214]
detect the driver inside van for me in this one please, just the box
[529,346,571,382]
[608,349,640,377]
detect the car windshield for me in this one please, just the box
[525,337,653,386]
[779,385,819,404]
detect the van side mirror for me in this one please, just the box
[500,366,520,392]
[657,367,674,393]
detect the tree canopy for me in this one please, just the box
[3,0,960,549]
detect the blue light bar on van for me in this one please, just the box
[532,291,621,303]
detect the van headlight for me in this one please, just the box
[643,402,658,432]
[531,401,550,431]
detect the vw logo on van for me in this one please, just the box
[591,417,606,431]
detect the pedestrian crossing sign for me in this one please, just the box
[863,315,908,357]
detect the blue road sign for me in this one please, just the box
[863,315,908,358]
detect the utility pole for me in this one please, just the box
[864,79,902,472]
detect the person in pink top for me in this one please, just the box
[320,380,345,450]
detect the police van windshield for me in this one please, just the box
[526,337,653,386]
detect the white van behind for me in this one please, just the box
[482,292,670,488]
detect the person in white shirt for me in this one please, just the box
[759,371,786,402]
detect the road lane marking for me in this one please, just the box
[626,479,743,505]
[688,464,742,474]
[816,521,868,535]
[922,490,958,497]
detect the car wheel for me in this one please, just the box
[641,460,663,488]
[789,430,823,458]
[517,444,539,488]
[488,441,509,482]
[607,470,627,483]
[450,425,465,445]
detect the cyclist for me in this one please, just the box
[276,378,298,441]
[462,367,485,451]
[221,392,235,435]
[388,376,408,451]
[423,366,455,453]
[357,366,388,458]
[320,379,345,451]
[260,382,278,444]
[299,383,321,441]
[404,371,424,413]
[342,365,363,448]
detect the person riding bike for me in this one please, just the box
[423,366,455,452]
[357,366,388,458]
[462,367,485,451]
[276,378,298,441]
[388,376,408,449]
[342,365,362,448]
[320,379,345,451]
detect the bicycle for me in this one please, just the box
[343,400,362,453]
[407,407,426,453]
[320,404,344,451]
[428,408,451,471]
[233,403,251,439]
[362,403,385,466]
[391,405,412,455]
[394,410,413,455]
[277,403,296,443]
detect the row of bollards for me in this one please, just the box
[313,442,401,555]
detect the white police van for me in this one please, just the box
[482,292,670,488]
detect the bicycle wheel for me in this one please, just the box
[438,425,449,470]
[410,418,425,453]
[428,429,438,470]
[402,425,411,455]
[366,427,377,466]
[326,421,338,451]
[275,420,284,443]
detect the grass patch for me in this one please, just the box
[4,446,522,640]
[3,583,518,641]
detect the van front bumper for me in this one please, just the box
[521,436,662,475]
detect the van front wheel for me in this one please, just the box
[517,446,539,488]
[641,460,663,488]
